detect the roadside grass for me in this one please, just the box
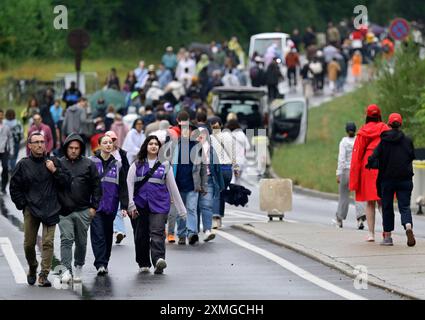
[272,84,379,194]
[1,54,159,85]
[1,54,160,121]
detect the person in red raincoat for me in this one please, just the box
[349,104,390,242]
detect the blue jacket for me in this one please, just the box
[172,139,207,192]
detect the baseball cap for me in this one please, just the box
[366,104,381,117]
[105,131,118,140]
[345,122,357,133]
[388,113,402,126]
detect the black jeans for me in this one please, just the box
[381,180,413,232]
[90,212,116,269]
[0,152,9,191]
[131,207,167,268]
[267,85,279,101]
[287,68,297,87]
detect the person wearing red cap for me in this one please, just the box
[367,113,416,247]
[350,104,390,242]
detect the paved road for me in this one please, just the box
[0,171,406,300]
[0,75,410,300]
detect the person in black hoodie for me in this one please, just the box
[57,133,102,284]
[367,113,416,247]
[265,58,283,102]
[10,132,71,287]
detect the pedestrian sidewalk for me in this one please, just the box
[233,220,425,300]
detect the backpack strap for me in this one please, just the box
[134,161,163,192]
[100,159,117,180]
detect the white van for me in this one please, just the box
[248,32,292,64]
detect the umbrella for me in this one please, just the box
[370,24,386,36]
[89,88,126,111]
[188,42,212,58]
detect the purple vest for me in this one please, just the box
[134,161,170,214]
[90,156,122,215]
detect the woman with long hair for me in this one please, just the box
[23,97,40,125]
[90,135,128,275]
[127,135,186,274]
[350,104,390,242]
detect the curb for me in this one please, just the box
[232,223,422,300]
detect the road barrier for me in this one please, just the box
[259,178,292,221]
[412,160,425,214]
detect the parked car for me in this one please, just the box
[268,97,308,144]
[211,86,268,134]
[249,33,292,64]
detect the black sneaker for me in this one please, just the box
[188,234,199,245]
[27,266,37,286]
[357,218,365,230]
[115,233,125,244]
[178,237,186,245]
[38,273,51,287]
[406,229,416,247]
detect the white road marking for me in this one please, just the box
[227,209,298,223]
[221,220,267,224]
[216,230,367,300]
[0,237,27,284]
[226,211,267,221]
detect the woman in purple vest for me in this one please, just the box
[127,135,186,274]
[90,135,128,276]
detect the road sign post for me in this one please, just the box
[389,18,410,41]
[67,29,90,90]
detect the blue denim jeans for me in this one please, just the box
[213,165,233,217]
[381,180,413,232]
[9,141,20,171]
[167,203,190,239]
[198,176,214,232]
[180,191,199,238]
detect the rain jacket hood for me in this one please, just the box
[357,121,389,139]
[62,133,86,157]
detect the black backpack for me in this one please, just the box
[10,123,23,145]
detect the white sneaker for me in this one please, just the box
[154,258,167,274]
[73,266,83,283]
[213,217,222,229]
[204,230,216,242]
[212,218,219,229]
[61,270,72,284]
[332,218,343,228]
[139,267,150,273]
[97,266,107,276]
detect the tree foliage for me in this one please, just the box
[0,0,423,59]
[376,43,425,147]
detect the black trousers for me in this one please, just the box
[287,68,297,87]
[90,212,115,269]
[267,85,279,101]
[381,180,413,232]
[131,207,167,268]
[0,152,9,191]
